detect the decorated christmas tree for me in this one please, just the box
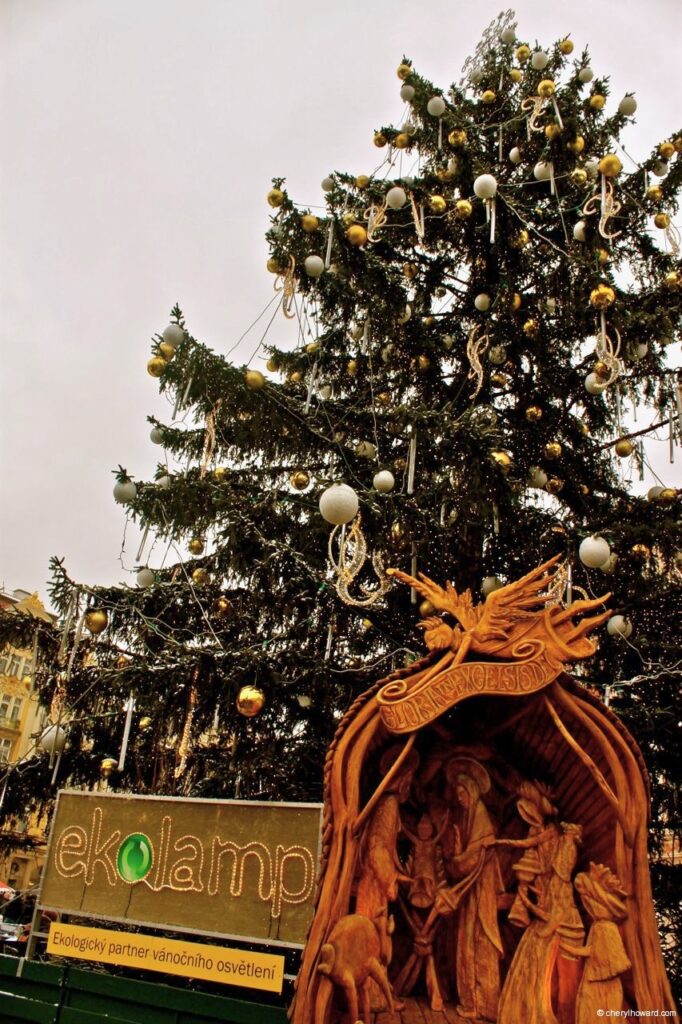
[1,14,679,993]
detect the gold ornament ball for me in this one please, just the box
[593,360,611,379]
[355,174,370,189]
[525,405,543,422]
[245,369,266,390]
[403,262,418,280]
[391,521,405,540]
[267,188,285,208]
[509,68,523,83]
[85,609,108,634]
[614,439,633,457]
[567,136,585,154]
[394,132,410,149]
[507,291,522,311]
[301,214,319,232]
[115,654,130,669]
[571,168,588,186]
[158,342,176,361]
[138,716,152,732]
[491,450,513,473]
[290,470,310,490]
[288,370,303,383]
[374,132,387,148]
[346,359,359,377]
[454,199,473,219]
[545,476,564,494]
[100,757,118,778]
[590,284,616,309]
[266,257,283,274]
[664,270,680,289]
[659,141,675,160]
[598,154,622,178]
[191,567,209,586]
[429,195,447,214]
[436,167,455,183]
[654,213,670,229]
[213,466,230,481]
[544,441,562,459]
[346,224,368,246]
[578,484,590,496]
[213,596,234,619]
[597,248,610,265]
[342,212,357,227]
[537,79,555,97]
[631,543,650,560]
[545,124,562,141]
[646,185,663,202]
[448,129,467,147]
[394,457,407,472]
[658,487,678,504]
[419,600,435,617]
[236,685,266,718]
[560,38,574,54]
[417,354,431,372]
[188,537,205,555]
[423,316,435,326]
[305,342,320,356]
[589,94,606,110]
[523,318,539,337]
[481,90,496,105]
[490,372,510,387]
[510,229,529,248]
[147,356,167,378]
[396,63,411,80]
[516,44,530,62]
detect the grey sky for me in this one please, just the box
[1,0,680,602]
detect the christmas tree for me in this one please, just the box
[1,15,680,991]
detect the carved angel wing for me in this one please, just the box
[386,567,481,630]
[477,555,562,640]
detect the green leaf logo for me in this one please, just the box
[117,833,154,883]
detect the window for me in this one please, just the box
[0,738,12,763]
[4,655,22,678]
[0,694,23,724]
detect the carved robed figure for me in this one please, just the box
[291,557,676,1024]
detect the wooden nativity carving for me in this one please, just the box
[292,556,676,1024]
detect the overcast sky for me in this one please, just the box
[1,0,680,603]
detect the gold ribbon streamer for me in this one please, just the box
[199,399,222,480]
[175,667,199,778]
[521,96,547,133]
[582,179,622,241]
[364,200,388,242]
[328,515,391,607]
[274,255,297,319]
[466,326,490,398]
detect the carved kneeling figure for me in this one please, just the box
[316,912,396,1024]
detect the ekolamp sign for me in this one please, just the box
[40,791,322,947]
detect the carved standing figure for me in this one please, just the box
[562,862,631,1024]
[435,758,504,1022]
[402,811,449,909]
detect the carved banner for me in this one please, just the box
[377,653,562,734]
[39,792,322,947]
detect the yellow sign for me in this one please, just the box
[40,793,322,946]
[47,922,285,993]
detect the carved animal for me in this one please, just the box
[316,912,395,1024]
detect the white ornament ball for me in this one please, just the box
[534,160,553,182]
[398,305,412,324]
[482,576,504,597]
[469,68,484,85]
[500,26,516,44]
[509,146,522,165]
[531,50,549,70]
[653,160,669,178]
[619,95,637,116]
[373,470,396,494]
[475,293,491,312]
[473,174,498,199]
[607,614,633,638]
[349,321,364,340]
[529,466,548,488]
[585,157,600,179]
[304,255,325,278]
[150,426,164,445]
[386,186,408,210]
[647,485,664,501]
[427,96,446,117]
[162,324,184,349]
[157,475,172,490]
[39,724,67,755]
[578,67,594,83]
[599,553,618,574]
[573,220,587,242]
[632,342,648,361]
[544,298,557,315]
[136,568,155,588]
[579,535,611,568]
[355,440,377,460]
[585,372,608,395]
[113,479,137,504]
[318,384,332,401]
[319,483,359,525]
[488,344,507,365]
[400,83,415,102]
[321,176,334,192]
